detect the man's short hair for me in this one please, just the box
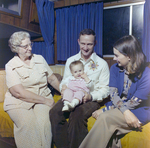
[79,28,96,41]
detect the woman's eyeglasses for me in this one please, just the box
[15,42,34,49]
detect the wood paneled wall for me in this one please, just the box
[54,0,95,8]
[104,57,116,69]
[0,0,41,34]
[54,0,144,8]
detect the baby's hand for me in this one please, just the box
[81,73,90,82]
[81,73,87,78]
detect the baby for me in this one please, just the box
[61,60,92,111]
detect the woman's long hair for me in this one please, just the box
[113,35,146,77]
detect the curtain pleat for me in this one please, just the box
[142,0,150,62]
[56,2,103,61]
[32,0,54,64]
[32,42,46,56]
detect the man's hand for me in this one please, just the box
[123,110,142,130]
[82,91,92,103]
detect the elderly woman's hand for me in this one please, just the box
[61,85,67,97]
[123,109,142,129]
[44,99,55,108]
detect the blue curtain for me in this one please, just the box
[33,0,54,64]
[142,0,150,62]
[56,2,103,61]
[32,42,46,56]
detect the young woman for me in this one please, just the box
[79,35,150,148]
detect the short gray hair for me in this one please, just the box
[9,31,30,53]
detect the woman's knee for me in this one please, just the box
[8,109,35,126]
[98,110,116,125]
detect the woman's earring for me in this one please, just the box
[128,57,131,61]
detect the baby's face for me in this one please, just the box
[71,64,84,79]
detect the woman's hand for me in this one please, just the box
[92,109,103,120]
[44,99,55,108]
[61,89,65,98]
[61,85,67,97]
[123,110,142,129]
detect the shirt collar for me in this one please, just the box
[11,54,43,69]
[119,68,128,74]
[32,54,43,64]
[78,51,97,64]
[118,66,139,82]
[11,56,24,69]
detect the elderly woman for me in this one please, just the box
[4,31,60,148]
[79,35,150,148]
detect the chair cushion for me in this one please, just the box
[0,103,14,137]
[0,70,7,103]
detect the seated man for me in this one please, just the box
[50,28,110,148]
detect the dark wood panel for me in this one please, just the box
[20,0,30,29]
[103,57,116,69]
[85,0,95,3]
[29,1,39,24]
[65,0,71,6]
[71,0,79,5]
[14,17,21,27]
[1,14,14,25]
[78,0,86,4]
[28,23,40,33]
[104,59,111,69]
[54,0,145,8]
[54,1,65,8]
